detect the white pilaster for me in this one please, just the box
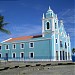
[66,38,68,60]
[54,32,56,61]
[52,18,55,31]
[42,13,45,37]
[58,29,60,61]
[69,37,72,60]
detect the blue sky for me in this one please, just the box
[0,0,74,49]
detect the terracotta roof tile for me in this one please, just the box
[5,36,33,42]
[4,35,42,42]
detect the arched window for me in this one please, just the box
[65,42,67,48]
[46,22,50,30]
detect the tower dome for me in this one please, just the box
[46,6,54,18]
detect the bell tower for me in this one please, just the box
[42,6,58,38]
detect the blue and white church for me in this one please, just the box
[0,6,71,61]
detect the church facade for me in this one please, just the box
[0,7,71,61]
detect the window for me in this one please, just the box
[65,52,67,60]
[56,39,57,43]
[56,51,58,60]
[20,52,24,58]
[63,51,65,60]
[12,53,16,58]
[5,45,9,50]
[20,43,24,49]
[68,43,69,46]
[12,44,16,49]
[0,53,2,58]
[46,22,50,30]
[29,42,34,48]
[60,51,62,60]
[55,23,57,29]
[65,42,67,48]
[0,45,2,50]
[60,41,63,47]
[68,52,70,60]
[51,13,52,17]
[29,52,34,58]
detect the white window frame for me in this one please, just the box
[20,43,24,49]
[29,52,34,59]
[20,52,24,58]
[45,21,50,30]
[0,53,2,58]
[0,45,2,50]
[5,45,10,50]
[12,52,16,58]
[29,42,34,48]
[12,44,16,49]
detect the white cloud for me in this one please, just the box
[10,24,42,37]
[58,8,75,24]
[0,24,42,42]
[66,27,75,37]
[58,8,75,38]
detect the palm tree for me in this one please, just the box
[0,15,11,34]
[72,48,75,54]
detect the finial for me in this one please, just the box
[43,13,45,19]
[68,34,69,36]
[60,20,63,25]
[49,6,51,10]
[56,14,57,18]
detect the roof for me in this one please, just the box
[2,35,42,42]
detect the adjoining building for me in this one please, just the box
[0,6,71,61]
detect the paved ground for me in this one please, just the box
[0,65,75,75]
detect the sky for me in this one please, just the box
[0,0,75,49]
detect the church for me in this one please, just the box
[0,6,71,61]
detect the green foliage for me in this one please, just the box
[0,15,11,34]
[72,48,75,54]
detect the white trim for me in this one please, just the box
[12,44,16,49]
[0,45,2,50]
[29,42,34,48]
[0,53,2,58]
[54,33,56,61]
[52,18,55,31]
[69,39,72,60]
[20,43,25,49]
[29,52,34,59]
[20,52,24,58]
[25,59,53,61]
[12,52,16,58]
[6,38,51,44]
[1,38,12,43]
[42,17,45,37]
[5,45,10,50]
[58,29,60,61]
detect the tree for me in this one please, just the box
[72,48,75,54]
[0,15,11,34]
